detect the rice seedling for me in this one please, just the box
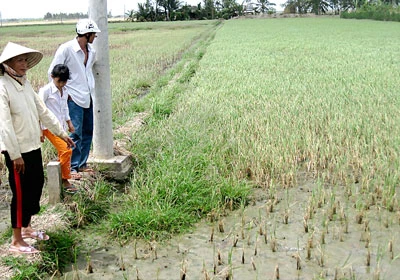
[86,254,93,273]
[303,216,309,233]
[254,234,258,256]
[180,259,187,280]
[382,214,390,229]
[251,257,256,271]
[217,249,223,266]
[283,210,289,225]
[334,267,340,280]
[373,265,380,280]
[365,232,371,248]
[264,224,268,244]
[227,247,234,279]
[364,219,370,232]
[134,239,138,259]
[209,226,214,243]
[72,264,80,280]
[366,248,371,266]
[151,240,158,260]
[316,244,325,267]
[274,264,280,280]
[343,214,349,234]
[295,253,302,270]
[119,254,126,271]
[218,220,225,233]
[202,261,211,280]
[271,236,278,253]
[267,200,274,214]
[136,267,142,280]
[306,238,312,260]
[355,211,364,225]
[339,225,345,242]
[320,230,325,245]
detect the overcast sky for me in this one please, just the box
[0,0,194,19]
[0,0,285,20]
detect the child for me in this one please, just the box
[39,64,80,193]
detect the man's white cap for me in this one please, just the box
[76,19,101,34]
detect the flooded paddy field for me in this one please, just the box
[61,173,400,280]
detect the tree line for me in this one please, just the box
[40,0,399,22]
[124,0,399,21]
[43,12,112,21]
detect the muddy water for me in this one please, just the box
[60,175,400,280]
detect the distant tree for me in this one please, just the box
[43,12,87,20]
[255,0,276,13]
[308,0,331,14]
[125,9,136,21]
[204,0,216,18]
[135,0,159,21]
[283,0,310,13]
[329,0,354,14]
[159,0,181,20]
[44,12,53,20]
[339,0,356,11]
[216,0,242,18]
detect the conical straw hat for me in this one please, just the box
[0,42,43,69]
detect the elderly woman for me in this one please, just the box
[0,42,74,254]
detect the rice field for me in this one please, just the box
[1,17,400,279]
[107,17,400,279]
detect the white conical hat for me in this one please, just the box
[0,42,43,69]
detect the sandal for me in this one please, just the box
[64,185,79,194]
[22,230,50,241]
[70,172,82,180]
[79,167,94,172]
[78,167,95,176]
[9,245,40,254]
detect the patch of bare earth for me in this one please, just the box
[113,112,150,156]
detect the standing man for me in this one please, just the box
[48,19,101,176]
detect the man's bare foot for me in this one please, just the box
[62,179,72,187]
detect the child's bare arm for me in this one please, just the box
[40,129,45,143]
[67,120,75,133]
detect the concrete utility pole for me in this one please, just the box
[88,0,113,158]
[88,0,132,180]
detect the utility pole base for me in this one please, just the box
[88,155,132,181]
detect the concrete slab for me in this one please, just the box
[87,155,133,181]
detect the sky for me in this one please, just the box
[0,0,286,20]
[0,0,194,19]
